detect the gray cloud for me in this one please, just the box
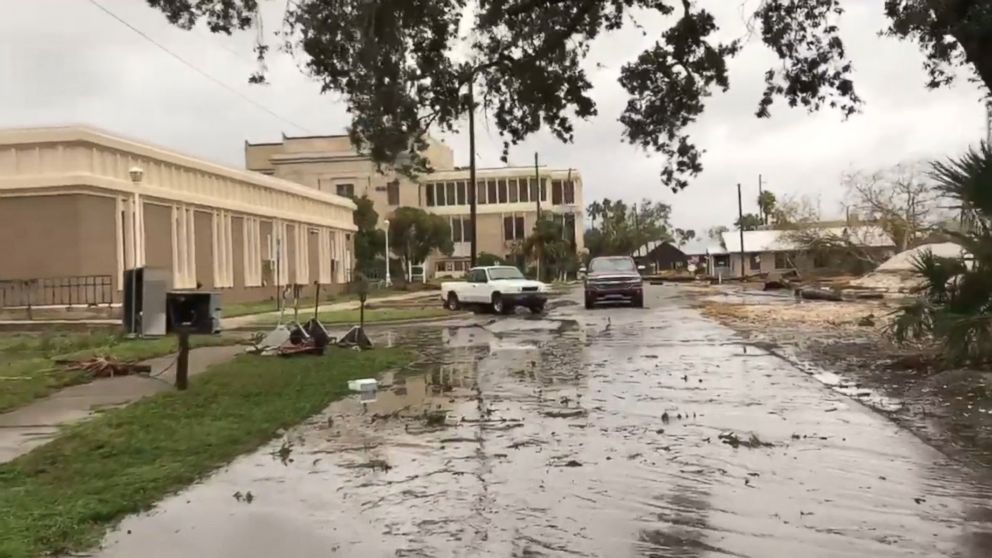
[1,0,985,235]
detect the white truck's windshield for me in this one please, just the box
[589,258,636,273]
[488,267,525,280]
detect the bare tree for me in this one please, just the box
[772,193,821,228]
[843,163,941,252]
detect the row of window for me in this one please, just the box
[318,180,401,205]
[425,178,575,207]
[740,252,830,271]
[436,259,471,272]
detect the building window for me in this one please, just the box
[564,180,575,204]
[446,182,456,206]
[436,182,446,206]
[508,179,519,203]
[437,262,445,272]
[520,179,530,202]
[551,180,563,205]
[774,252,791,269]
[425,183,435,206]
[336,183,355,198]
[540,179,547,201]
[504,215,526,241]
[387,180,400,205]
[498,179,508,204]
[462,217,473,242]
[749,254,761,271]
[487,180,497,206]
[456,181,466,205]
[452,217,463,242]
[477,181,487,204]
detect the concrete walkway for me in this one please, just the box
[222,291,437,329]
[0,345,242,463]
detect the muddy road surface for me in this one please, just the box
[96,286,992,557]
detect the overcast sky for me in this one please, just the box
[1,0,987,235]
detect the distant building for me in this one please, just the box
[720,226,896,276]
[632,240,688,273]
[0,126,357,306]
[244,134,584,277]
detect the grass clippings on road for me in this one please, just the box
[0,347,409,558]
[0,332,238,413]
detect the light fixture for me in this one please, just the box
[129,166,144,184]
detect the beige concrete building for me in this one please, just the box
[245,133,584,277]
[0,126,357,307]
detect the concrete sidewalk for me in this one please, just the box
[0,345,242,463]
[222,291,437,329]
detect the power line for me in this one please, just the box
[86,0,311,133]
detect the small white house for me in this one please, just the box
[720,226,895,277]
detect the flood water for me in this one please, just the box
[96,286,992,557]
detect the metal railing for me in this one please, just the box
[0,275,115,309]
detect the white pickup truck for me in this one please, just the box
[440,266,550,314]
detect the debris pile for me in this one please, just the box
[58,357,151,378]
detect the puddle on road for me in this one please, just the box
[96,292,992,558]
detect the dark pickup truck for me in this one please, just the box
[583,256,644,309]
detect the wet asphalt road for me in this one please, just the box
[96,285,992,557]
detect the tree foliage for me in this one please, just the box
[476,252,504,267]
[387,207,453,273]
[757,191,777,225]
[707,225,729,243]
[352,195,385,272]
[892,144,992,365]
[584,198,672,258]
[735,213,763,231]
[520,216,576,281]
[146,0,992,192]
[675,228,697,245]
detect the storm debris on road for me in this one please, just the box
[718,431,774,449]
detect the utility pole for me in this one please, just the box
[534,152,541,280]
[534,152,542,217]
[468,82,478,267]
[737,183,746,280]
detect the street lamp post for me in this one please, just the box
[384,219,392,287]
[127,166,144,337]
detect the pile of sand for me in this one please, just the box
[851,242,968,293]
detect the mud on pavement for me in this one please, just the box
[96,286,992,558]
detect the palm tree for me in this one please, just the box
[757,191,777,225]
[891,143,992,365]
[523,217,572,281]
[587,200,603,228]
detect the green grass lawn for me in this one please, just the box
[223,287,419,318]
[251,306,452,328]
[0,347,409,558]
[0,332,239,413]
